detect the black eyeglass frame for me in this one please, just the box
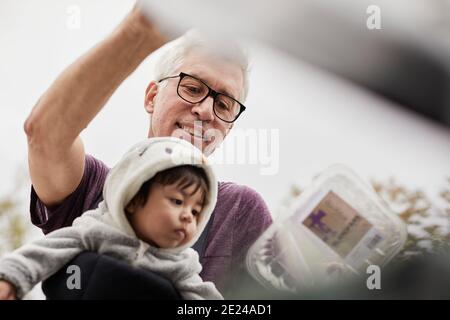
[158,72,246,123]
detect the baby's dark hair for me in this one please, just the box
[129,165,210,211]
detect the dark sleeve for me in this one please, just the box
[29,155,109,234]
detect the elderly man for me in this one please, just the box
[24,4,272,298]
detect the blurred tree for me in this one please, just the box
[371,177,450,261]
[0,168,29,256]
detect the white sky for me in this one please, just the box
[0,0,449,219]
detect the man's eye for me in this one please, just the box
[184,85,202,94]
[216,101,230,110]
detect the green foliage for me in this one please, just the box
[0,171,29,256]
[372,177,450,261]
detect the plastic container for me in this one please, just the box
[246,164,407,292]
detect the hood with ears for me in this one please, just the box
[102,137,217,254]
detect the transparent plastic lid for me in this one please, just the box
[246,164,407,292]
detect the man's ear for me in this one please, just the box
[144,81,158,114]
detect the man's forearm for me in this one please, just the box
[25,8,163,147]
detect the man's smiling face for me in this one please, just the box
[144,52,244,155]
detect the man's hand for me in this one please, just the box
[123,3,166,50]
[0,280,18,300]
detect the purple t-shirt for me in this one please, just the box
[30,155,273,292]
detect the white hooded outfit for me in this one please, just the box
[0,137,223,299]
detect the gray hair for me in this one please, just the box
[148,29,250,102]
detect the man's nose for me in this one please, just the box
[191,97,214,122]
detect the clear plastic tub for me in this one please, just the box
[246,164,407,292]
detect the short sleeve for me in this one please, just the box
[30,155,110,234]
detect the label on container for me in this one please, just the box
[344,227,384,269]
[301,191,373,258]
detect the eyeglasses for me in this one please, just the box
[158,72,246,123]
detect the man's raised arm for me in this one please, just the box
[24,6,164,207]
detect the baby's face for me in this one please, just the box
[127,182,205,248]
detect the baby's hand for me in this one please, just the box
[0,280,17,300]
